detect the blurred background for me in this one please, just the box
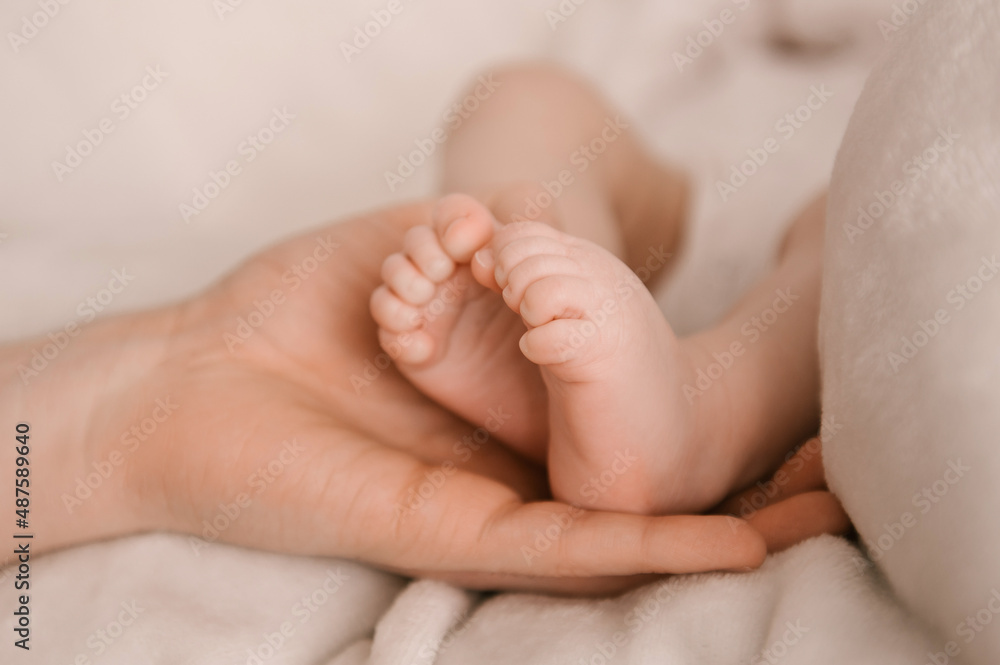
[1,2,953,663]
[0,0,893,339]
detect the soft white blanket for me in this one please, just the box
[2,0,988,662]
[822,1,1000,663]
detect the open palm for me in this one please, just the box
[52,201,844,593]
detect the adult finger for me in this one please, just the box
[744,491,851,553]
[717,437,826,516]
[349,458,768,578]
[393,567,662,596]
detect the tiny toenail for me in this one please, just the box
[416,279,435,300]
[474,248,493,267]
[444,216,467,240]
[430,258,451,277]
[502,285,513,300]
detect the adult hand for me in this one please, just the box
[3,201,772,594]
[717,437,852,553]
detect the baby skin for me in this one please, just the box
[372,194,720,514]
[371,65,825,516]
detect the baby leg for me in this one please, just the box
[373,65,690,467]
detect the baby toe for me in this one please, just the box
[370,285,421,333]
[519,319,583,365]
[502,254,582,306]
[518,275,593,327]
[381,253,436,305]
[378,328,434,365]
[493,235,572,288]
[432,193,496,263]
[403,225,455,283]
[471,247,502,293]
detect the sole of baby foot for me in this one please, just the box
[477,219,732,514]
[370,193,550,463]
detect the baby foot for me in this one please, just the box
[369,194,549,462]
[476,221,725,514]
